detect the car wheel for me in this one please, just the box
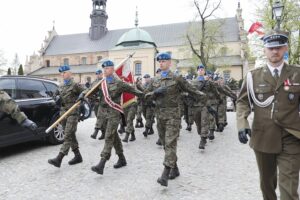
[48,115,64,145]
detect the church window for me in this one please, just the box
[135,62,142,76]
[63,58,69,65]
[81,57,87,65]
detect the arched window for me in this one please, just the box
[63,58,69,65]
[134,62,142,76]
[45,60,50,67]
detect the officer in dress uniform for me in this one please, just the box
[236,30,300,200]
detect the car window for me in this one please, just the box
[0,79,17,99]
[17,79,48,99]
[43,82,58,97]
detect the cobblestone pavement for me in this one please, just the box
[0,112,299,200]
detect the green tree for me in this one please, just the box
[256,0,300,64]
[18,64,24,75]
[7,68,11,75]
[186,0,223,69]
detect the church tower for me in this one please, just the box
[89,0,108,40]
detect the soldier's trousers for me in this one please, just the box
[193,106,208,137]
[95,105,107,133]
[136,104,143,121]
[254,130,300,200]
[217,100,227,124]
[100,108,123,160]
[124,103,137,133]
[156,107,181,168]
[142,105,155,128]
[187,105,194,125]
[208,104,217,130]
[60,114,79,155]
[0,91,27,124]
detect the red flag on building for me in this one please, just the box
[115,59,137,108]
[248,22,264,35]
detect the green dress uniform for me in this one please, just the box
[236,63,300,200]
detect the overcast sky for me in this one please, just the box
[0,0,260,65]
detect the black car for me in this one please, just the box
[0,76,64,148]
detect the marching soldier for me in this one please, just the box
[145,52,206,187]
[236,30,300,200]
[90,69,107,140]
[48,65,85,168]
[142,74,155,137]
[191,65,219,149]
[0,90,37,132]
[86,60,144,175]
[216,77,236,131]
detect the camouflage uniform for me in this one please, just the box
[135,82,144,128]
[88,78,107,139]
[215,84,237,131]
[142,81,156,136]
[0,90,27,124]
[99,76,143,160]
[146,71,206,168]
[58,79,84,155]
[122,101,138,142]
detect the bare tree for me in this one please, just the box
[186,0,222,68]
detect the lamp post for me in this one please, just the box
[272,0,284,30]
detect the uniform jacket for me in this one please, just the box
[236,63,300,153]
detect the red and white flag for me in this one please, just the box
[248,22,264,35]
[115,58,137,108]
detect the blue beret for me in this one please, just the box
[58,65,70,73]
[101,60,114,68]
[197,64,205,70]
[262,30,288,48]
[156,52,171,61]
[143,74,150,78]
[95,69,102,75]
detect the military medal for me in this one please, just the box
[258,94,264,100]
[288,93,294,100]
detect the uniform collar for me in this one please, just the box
[63,79,72,86]
[106,75,115,84]
[267,61,284,77]
[197,76,205,81]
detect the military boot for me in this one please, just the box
[129,131,136,142]
[169,165,180,180]
[186,124,192,131]
[139,119,144,128]
[68,148,83,165]
[208,129,215,140]
[135,119,140,128]
[199,137,207,149]
[48,152,65,168]
[118,125,125,134]
[98,130,105,140]
[113,153,127,169]
[143,127,149,137]
[218,123,224,132]
[91,158,106,175]
[157,166,171,187]
[156,138,162,146]
[148,126,154,135]
[91,128,99,139]
[122,132,130,143]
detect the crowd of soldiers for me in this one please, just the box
[1,52,237,188]
[46,52,236,187]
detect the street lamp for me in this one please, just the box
[272,0,284,30]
